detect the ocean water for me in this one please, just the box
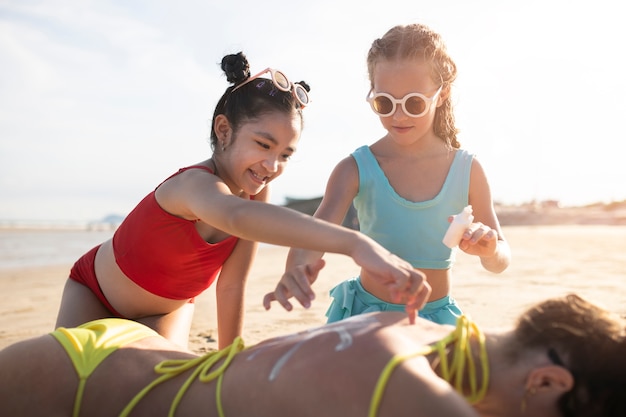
[0,228,114,270]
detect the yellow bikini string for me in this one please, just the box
[119,336,246,417]
[368,316,489,417]
[72,378,87,417]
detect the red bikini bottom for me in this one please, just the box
[69,245,195,318]
[69,245,124,317]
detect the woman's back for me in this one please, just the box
[221,312,470,417]
[0,313,476,417]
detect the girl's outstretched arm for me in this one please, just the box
[163,166,431,320]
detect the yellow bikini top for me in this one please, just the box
[368,315,490,417]
[120,316,487,417]
[119,337,245,417]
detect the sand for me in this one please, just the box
[1,225,625,352]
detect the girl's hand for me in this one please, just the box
[458,221,499,257]
[263,259,326,311]
[350,238,431,324]
[390,268,432,324]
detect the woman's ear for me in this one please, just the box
[214,114,232,147]
[522,366,573,415]
[526,365,574,394]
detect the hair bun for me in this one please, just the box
[221,52,251,84]
[295,81,311,92]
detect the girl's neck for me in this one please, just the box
[379,132,450,158]
[208,157,220,177]
[208,157,242,196]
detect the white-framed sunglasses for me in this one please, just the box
[232,67,309,108]
[366,85,443,117]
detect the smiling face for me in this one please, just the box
[372,59,443,146]
[215,110,302,196]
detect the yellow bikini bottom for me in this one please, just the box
[51,318,159,417]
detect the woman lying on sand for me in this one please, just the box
[1,293,624,417]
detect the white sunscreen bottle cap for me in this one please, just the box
[442,205,474,248]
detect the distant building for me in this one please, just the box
[283,197,359,230]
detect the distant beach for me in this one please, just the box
[0,228,113,270]
[1,224,625,353]
[494,201,626,226]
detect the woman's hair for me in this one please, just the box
[510,294,626,417]
[366,23,459,149]
[209,52,311,151]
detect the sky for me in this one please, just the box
[1,0,625,223]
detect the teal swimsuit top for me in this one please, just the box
[352,146,474,269]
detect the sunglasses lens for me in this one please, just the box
[294,84,309,106]
[273,71,291,91]
[405,96,427,116]
[371,96,394,116]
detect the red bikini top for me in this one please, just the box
[112,166,239,299]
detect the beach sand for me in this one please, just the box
[1,225,625,352]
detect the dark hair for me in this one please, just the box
[509,294,626,417]
[209,52,311,151]
[367,24,459,149]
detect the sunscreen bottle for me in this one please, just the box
[442,205,474,248]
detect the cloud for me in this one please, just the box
[1,0,626,221]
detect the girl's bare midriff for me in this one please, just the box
[94,239,191,318]
[361,268,451,304]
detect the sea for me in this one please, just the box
[0,225,115,270]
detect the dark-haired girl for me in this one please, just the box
[55,52,430,349]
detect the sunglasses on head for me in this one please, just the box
[232,67,310,108]
[366,85,443,117]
